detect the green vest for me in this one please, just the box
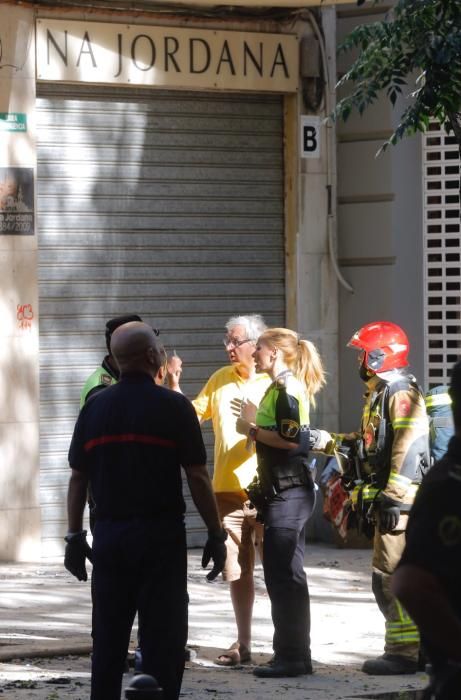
[79,366,117,408]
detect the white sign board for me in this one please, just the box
[36,19,298,93]
[300,116,321,158]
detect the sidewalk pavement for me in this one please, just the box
[0,542,427,699]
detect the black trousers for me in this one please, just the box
[262,485,316,662]
[91,518,187,700]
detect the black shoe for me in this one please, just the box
[253,659,312,678]
[362,654,418,675]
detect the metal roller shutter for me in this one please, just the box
[36,84,285,557]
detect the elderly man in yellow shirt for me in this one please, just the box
[168,314,270,667]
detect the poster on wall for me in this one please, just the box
[0,167,34,235]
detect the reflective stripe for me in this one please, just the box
[425,393,452,408]
[406,483,418,499]
[386,629,420,644]
[392,417,426,429]
[388,472,412,488]
[351,484,379,505]
[385,599,420,645]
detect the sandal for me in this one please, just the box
[214,642,252,666]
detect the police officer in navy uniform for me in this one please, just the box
[80,314,144,408]
[65,322,227,700]
[392,359,461,699]
[236,327,329,678]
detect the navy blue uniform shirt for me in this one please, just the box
[68,372,207,521]
[398,435,461,665]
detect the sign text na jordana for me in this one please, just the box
[36,19,298,93]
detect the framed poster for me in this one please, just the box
[0,167,34,235]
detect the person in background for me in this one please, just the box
[64,322,227,700]
[392,359,461,698]
[167,314,270,667]
[236,327,328,678]
[80,314,145,408]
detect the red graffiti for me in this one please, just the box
[17,303,34,331]
[17,304,34,321]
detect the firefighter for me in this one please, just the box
[339,321,430,675]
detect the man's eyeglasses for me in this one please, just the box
[223,337,252,348]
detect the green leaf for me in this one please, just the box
[336,0,461,151]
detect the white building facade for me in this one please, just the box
[3,0,457,560]
[1,0,344,560]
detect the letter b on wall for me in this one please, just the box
[300,116,320,159]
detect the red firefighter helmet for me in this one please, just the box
[348,321,409,373]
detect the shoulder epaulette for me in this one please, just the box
[100,373,113,386]
[386,373,421,398]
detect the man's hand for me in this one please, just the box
[230,397,243,417]
[230,398,257,423]
[166,354,183,392]
[241,399,257,422]
[236,417,251,437]
[64,530,93,581]
[377,495,401,533]
[201,528,228,582]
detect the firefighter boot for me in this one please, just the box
[362,653,418,675]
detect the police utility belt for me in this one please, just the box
[246,459,313,510]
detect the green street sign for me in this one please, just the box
[0,113,27,132]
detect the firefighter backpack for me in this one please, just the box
[425,385,454,465]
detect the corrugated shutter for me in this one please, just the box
[423,121,461,388]
[36,84,285,557]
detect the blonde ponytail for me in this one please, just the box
[258,328,326,406]
[297,339,326,407]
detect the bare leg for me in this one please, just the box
[230,573,255,650]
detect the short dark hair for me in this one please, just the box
[449,359,461,428]
[105,315,143,352]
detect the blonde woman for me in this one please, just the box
[236,328,328,679]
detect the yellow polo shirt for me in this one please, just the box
[192,366,271,493]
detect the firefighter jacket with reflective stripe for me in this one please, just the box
[354,372,430,508]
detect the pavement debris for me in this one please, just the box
[0,544,428,699]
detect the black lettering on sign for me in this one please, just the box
[243,42,263,77]
[77,31,97,68]
[131,34,156,70]
[164,36,181,72]
[303,125,318,152]
[47,29,68,66]
[114,33,123,78]
[216,40,236,76]
[189,38,211,74]
[270,43,289,78]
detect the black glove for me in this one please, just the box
[377,495,401,534]
[64,530,93,581]
[201,528,228,582]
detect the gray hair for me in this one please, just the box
[225,314,267,342]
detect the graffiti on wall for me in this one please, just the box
[17,303,34,331]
